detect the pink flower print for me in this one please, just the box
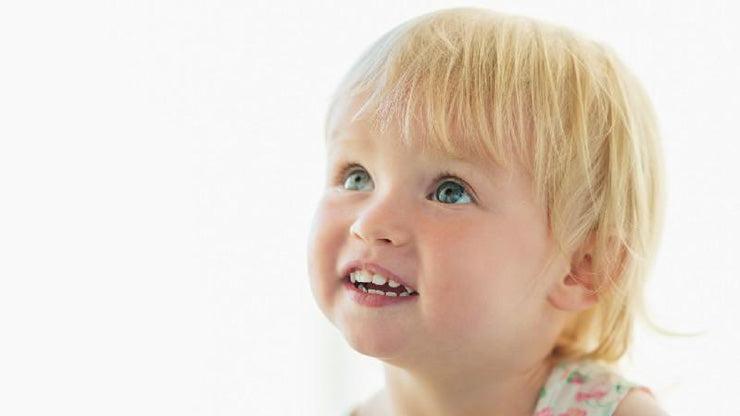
[557,408,587,416]
[575,389,608,402]
[566,370,588,384]
[534,407,553,416]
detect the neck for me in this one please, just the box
[377,355,555,416]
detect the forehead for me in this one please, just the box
[325,94,509,178]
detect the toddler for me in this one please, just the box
[308,7,669,416]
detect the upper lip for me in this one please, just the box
[340,260,418,292]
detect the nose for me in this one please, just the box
[349,193,411,247]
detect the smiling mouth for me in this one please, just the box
[344,275,419,297]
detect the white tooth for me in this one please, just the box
[388,280,400,288]
[399,292,409,297]
[360,285,368,293]
[350,274,356,283]
[355,271,372,283]
[371,274,387,285]
[404,285,415,294]
[385,291,397,297]
[368,289,384,295]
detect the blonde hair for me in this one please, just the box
[324,8,666,363]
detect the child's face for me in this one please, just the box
[307,94,567,370]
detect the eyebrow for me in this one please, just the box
[328,130,369,143]
[331,147,501,192]
[436,157,499,187]
[326,123,507,184]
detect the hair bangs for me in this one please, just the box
[325,9,542,178]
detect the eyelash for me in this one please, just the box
[332,162,477,204]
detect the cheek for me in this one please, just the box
[419,218,537,334]
[306,199,346,310]
[423,217,524,292]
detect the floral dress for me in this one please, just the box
[533,359,654,416]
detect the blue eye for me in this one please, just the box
[432,181,473,204]
[342,168,373,191]
[335,163,475,204]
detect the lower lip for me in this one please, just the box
[342,279,418,307]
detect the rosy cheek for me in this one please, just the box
[314,199,348,242]
[308,199,349,284]
[307,205,333,265]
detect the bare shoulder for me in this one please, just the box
[613,388,672,416]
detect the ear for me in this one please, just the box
[547,238,600,312]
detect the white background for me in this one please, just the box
[0,1,737,415]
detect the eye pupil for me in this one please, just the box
[343,169,372,191]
